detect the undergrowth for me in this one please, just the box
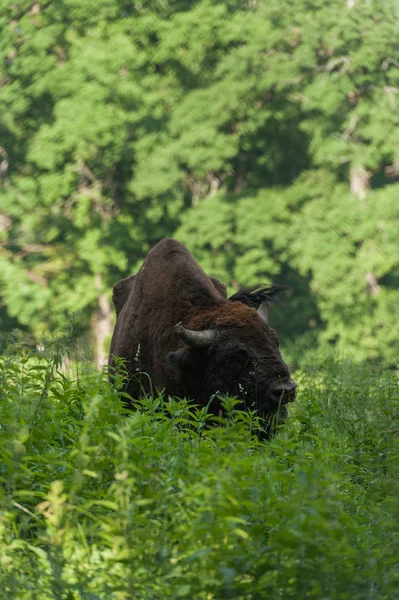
[0,342,398,599]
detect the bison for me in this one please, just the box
[108,238,296,437]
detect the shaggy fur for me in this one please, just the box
[108,239,295,434]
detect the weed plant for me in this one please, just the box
[0,340,398,599]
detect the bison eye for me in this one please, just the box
[219,358,234,369]
[217,351,248,374]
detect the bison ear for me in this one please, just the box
[167,348,208,385]
[166,348,192,372]
[257,301,270,324]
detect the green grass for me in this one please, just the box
[0,345,398,599]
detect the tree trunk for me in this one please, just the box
[365,272,381,296]
[93,274,114,369]
[350,165,369,199]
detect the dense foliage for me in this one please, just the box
[0,345,398,598]
[1,0,398,364]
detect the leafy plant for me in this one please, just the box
[0,339,398,599]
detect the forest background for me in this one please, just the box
[0,0,398,368]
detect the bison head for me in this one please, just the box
[167,286,296,435]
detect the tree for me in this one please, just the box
[0,0,398,365]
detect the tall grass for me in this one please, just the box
[0,341,398,599]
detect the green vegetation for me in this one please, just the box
[1,0,398,365]
[1,3,398,597]
[0,342,398,598]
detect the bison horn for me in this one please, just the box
[175,322,217,347]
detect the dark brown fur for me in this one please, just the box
[109,239,295,433]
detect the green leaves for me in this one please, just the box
[0,349,398,597]
[0,0,398,365]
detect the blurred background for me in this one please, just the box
[0,0,398,368]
